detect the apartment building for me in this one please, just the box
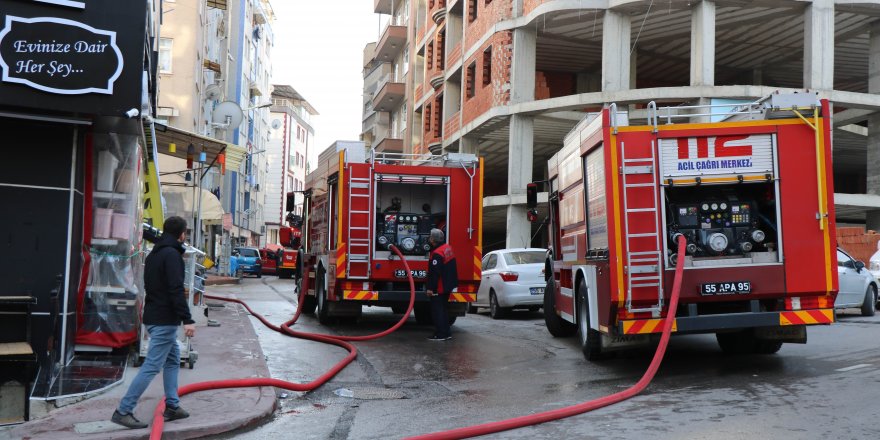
[367,0,880,251]
[266,85,318,244]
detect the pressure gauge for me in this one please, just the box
[720,202,728,210]
[401,237,416,251]
[702,203,710,211]
[711,203,719,211]
[708,232,728,253]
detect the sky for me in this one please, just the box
[269,1,382,169]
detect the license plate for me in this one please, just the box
[700,281,751,296]
[530,287,545,295]
[394,269,426,279]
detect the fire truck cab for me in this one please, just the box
[298,142,483,325]
[536,92,837,360]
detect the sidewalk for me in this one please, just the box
[5,301,276,440]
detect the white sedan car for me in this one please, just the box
[836,248,877,316]
[469,248,547,319]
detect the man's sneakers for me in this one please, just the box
[163,405,190,421]
[111,410,148,429]
[427,335,452,341]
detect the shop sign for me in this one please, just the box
[0,0,147,116]
[0,16,123,95]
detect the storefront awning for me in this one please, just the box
[153,123,246,171]
[162,185,224,224]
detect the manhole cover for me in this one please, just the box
[348,386,407,400]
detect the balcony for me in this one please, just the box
[374,0,394,14]
[375,24,407,63]
[372,74,405,112]
[376,137,404,153]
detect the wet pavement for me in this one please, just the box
[10,274,874,439]
[215,277,880,439]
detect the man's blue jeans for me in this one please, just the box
[118,325,181,414]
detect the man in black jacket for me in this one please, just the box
[425,228,458,341]
[112,216,195,429]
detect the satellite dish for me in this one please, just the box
[205,84,223,101]
[212,101,243,128]
[271,119,282,130]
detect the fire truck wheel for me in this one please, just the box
[391,305,408,314]
[576,279,603,360]
[861,285,877,317]
[716,330,758,354]
[489,291,509,320]
[316,269,333,325]
[544,278,576,337]
[753,339,783,355]
[278,269,290,279]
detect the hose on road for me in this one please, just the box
[404,235,688,440]
[150,237,686,439]
[149,245,416,439]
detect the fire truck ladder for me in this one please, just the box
[621,140,664,316]
[346,164,373,279]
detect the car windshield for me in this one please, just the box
[503,251,545,265]
[237,248,259,258]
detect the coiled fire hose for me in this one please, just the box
[149,245,416,439]
[405,235,688,439]
[150,237,686,439]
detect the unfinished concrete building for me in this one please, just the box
[365,0,880,251]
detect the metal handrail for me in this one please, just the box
[659,101,762,124]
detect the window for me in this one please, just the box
[158,38,173,73]
[426,42,434,70]
[465,62,476,99]
[503,251,545,265]
[482,46,492,86]
[486,254,497,270]
[468,0,478,22]
[402,47,409,75]
[585,145,608,249]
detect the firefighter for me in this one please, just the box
[383,196,402,213]
[425,228,458,341]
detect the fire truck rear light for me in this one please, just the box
[500,272,519,282]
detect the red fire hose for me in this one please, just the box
[148,245,417,439]
[405,235,688,440]
[150,237,686,439]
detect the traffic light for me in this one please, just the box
[526,183,538,209]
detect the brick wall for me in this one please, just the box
[444,111,461,135]
[461,31,513,127]
[535,70,576,100]
[838,226,880,264]
[464,0,513,49]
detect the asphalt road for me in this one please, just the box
[211,276,880,440]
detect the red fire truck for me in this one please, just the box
[276,222,302,279]
[532,92,837,360]
[297,142,483,325]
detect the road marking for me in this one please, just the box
[835,364,871,372]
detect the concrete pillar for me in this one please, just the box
[505,27,537,247]
[804,0,835,90]
[507,114,534,248]
[866,22,880,230]
[510,28,536,104]
[460,135,479,155]
[602,10,631,92]
[690,1,715,87]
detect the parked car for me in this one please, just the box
[836,247,876,316]
[868,243,880,306]
[259,248,278,276]
[469,248,546,319]
[233,247,262,278]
